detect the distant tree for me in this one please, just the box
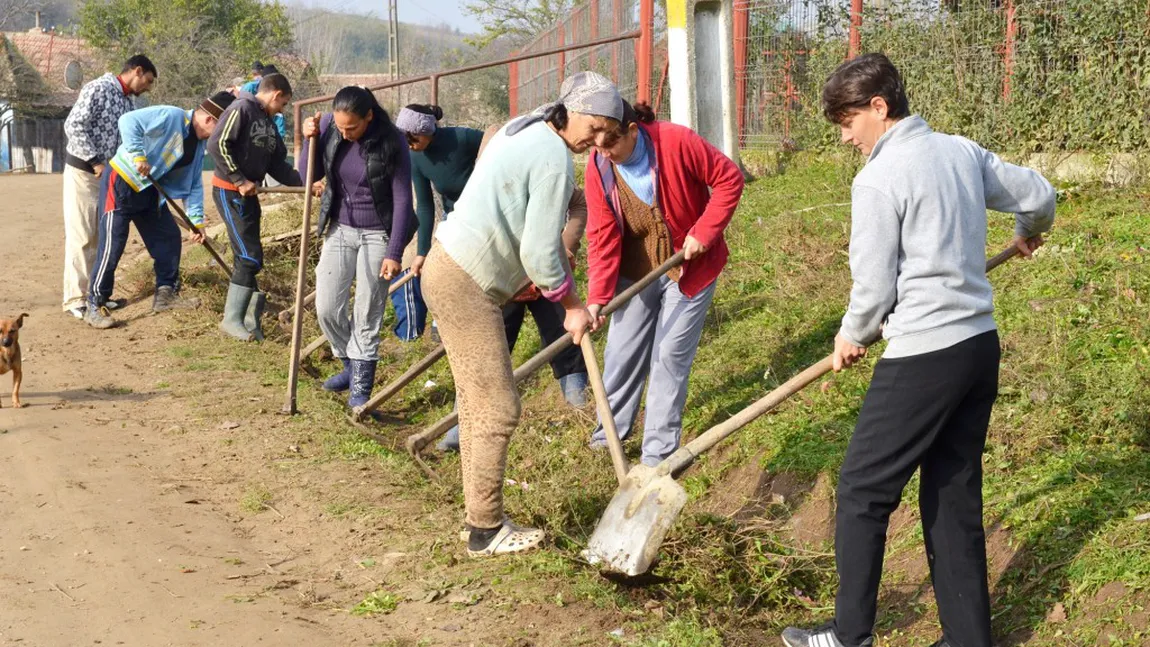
[462,0,576,49]
[78,0,293,102]
[0,0,42,31]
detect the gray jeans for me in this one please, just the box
[315,223,392,361]
[590,276,716,466]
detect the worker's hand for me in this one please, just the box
[1012,234,1044,259]
[832,333,867,372]
[587,303,606,330]
[683,235,707,260]
[237,180,258,197]
[380,259,401,280]
[310,179,325,197]
[564,305,595,345]
[411,255,426,277]
[302,112,322,139]
[189,229,206,245]
[135,159,151,177]
[566,248,577,267]
[92,163,105,177]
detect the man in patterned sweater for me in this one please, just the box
[61,55,157,320]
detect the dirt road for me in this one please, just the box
[0,174,346,646]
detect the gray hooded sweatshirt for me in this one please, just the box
[841,115,1056,358]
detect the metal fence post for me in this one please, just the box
[848,0,863,59]
[638,0,655,103]
[509,54,520,116]
[1003,0,1017,101]
[734,0,749,147]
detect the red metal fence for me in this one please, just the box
[509,0,669,119]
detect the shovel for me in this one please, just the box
[583,245,1021,576]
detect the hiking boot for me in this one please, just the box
[153,286,200,312]
[220,283,255,342]
[347,359,377,409]
[781,624,871,647]
[323,357,352,392]
[245,290,266,341]
[559,372,589,407]
[85,305,116,329]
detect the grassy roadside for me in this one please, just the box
[141,154,1148,646]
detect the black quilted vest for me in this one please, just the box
[316,118,395,237]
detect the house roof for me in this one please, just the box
[1,29,102,109]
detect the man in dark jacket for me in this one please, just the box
[207,73,302,341]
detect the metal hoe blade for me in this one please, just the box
[583,465,688,577]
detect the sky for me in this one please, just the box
[285,0,482,33]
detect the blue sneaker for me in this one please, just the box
[559,372,589,406]
[437,424,460,452]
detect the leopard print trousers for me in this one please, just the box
[421,242,521,529]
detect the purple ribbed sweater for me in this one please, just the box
[299,114,414,261]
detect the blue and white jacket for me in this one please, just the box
[109,106,207,226]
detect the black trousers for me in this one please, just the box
[213,187,263,288]
[502,298,586,380]
[834,330,1000,647]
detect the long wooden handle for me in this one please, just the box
[580,335,629,484]
[258,186,307,194]
[354,344,448,421]
[407,251,688,453]
[147,175,233,278]
[660,245,1021,477]
[283,137,319,415]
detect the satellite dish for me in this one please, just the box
[64,61,83,90]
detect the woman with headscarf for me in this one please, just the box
[420,71,622,556]
[388,104,483,341]
[298,87,416,411]
[584,100,745,467]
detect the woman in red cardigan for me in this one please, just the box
[585,101,744,466]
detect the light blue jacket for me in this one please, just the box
[109,106,207,226]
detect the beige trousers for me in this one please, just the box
[61,165,102,311]
[421,242,520,529]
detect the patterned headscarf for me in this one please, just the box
[506,71,623,136]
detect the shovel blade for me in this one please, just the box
[583,470,688,576]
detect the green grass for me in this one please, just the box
[157,155,1149,644]
[352,590,401,616]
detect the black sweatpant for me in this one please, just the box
[834,330,1000,647]
[213,187,263,288]
[502,298,586,380]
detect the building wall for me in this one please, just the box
[10,116,64,172]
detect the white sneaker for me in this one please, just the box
[66,306,86,319]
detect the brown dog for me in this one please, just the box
[0,313,27,408]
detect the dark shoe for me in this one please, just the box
[220,283,255,341]
[781,623,870,647]
[245,290,266,341]
[559,372,589,407]
[85,305,116,329]
[105,297,127,311]
[928,641,951,647]
[322,357,352,392]
[153,285,200,312]
[347,359,377,409]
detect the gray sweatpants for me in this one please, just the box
[315,223,392,361]
[590,275,717,466]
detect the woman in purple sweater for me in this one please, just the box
[300,86,416,409]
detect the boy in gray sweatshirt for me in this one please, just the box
[782,54,1055,647]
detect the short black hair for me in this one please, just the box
[258,73,292,96]
[122,54,157,77]
[260,64,279,76]
[251,60,263,73]
[821,53,909,125]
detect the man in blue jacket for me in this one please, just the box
[85,91,237,329]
